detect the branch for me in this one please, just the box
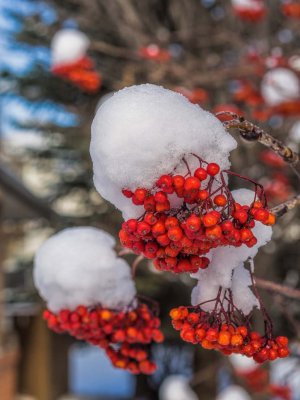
[270,194,300,217]
[255,278,300,301]
[90,40,139,60]
[219,112,300,167]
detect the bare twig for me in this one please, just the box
[219,112,300,167]
[270,194,300,217]
[131,255,144,278]
[90,40,139,60]
[255,278,300,301]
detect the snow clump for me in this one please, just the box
[261,68,300,106]
[159,375,198,400]
[90,84,237,219]
[191,189,272,314]
[51,29,90,66]
[216,385,251,400]
[34,227,136,312]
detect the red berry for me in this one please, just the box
[221,220,233,233]
[194,167,208,181]
[165,216,179,229]
[152,221,166,237]
[198,190,209,201]
[214,194,227,207]
[205,225,222,240]
[200,257,210,269]
[156,234,170,247]
[172,175,185,189]
[144,195,156,211]
[125,219,138,233]
[137,222,151,236]
[156,175,173,193]
[144,213,158,225]
[190,256,203,269]
[207,163,220,176]
[134,188,148,202]
[233,210,248,224]
[203,212,220,227]
[177,259,193,272]
[254,208,269,222]
[276,336,289,347]
[155,191,168,203]
[168,227,183,242]
[186,214,201,232]
[145,241,158,255]
[156,201,170,212]
[184,177,201,192]
[122,189,133,198]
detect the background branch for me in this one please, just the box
[255,278,300,301]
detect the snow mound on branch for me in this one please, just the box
[51,29,90,65]
[231,264,259,315]
[191,189,272,313]
[34,227,136,312]
[230,354,258,373]
[231,0,263,10]
[261,68,300,106]
[159,375,198,400]
[216,385,251,400]
[90,84,237,219]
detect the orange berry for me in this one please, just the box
[218,331,231,346]
[169,308,183,321]
[231,334,244,346]
[214,194,227,207]
[100,309,112,321]
[201,339,214,349]
[265,212,276,226]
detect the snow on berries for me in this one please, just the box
[216,385,251,400]
[51,29,101,93]
[34,227,136,312]
[90,84,237,219]
[231,0,266,22]
[261,68,300,106]
[159,375,198,400]
[119,159,275,274]
[34,227,164,374]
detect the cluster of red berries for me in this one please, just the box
[52,56,101,93]
[169,306,289,363]
[233,5,266,23]
[119,159,275,274]
[235,364,291,400]
[282,2,300,19]
[43,302,164,374]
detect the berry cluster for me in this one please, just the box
[52,56,101,93]
[119,156,275,274]
[170,305,289,363]
[43,301,164,374]
[234,363,291,400]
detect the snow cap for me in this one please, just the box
[191,189,272,314]
[90,84,237,219]
[34,227,136,312]
[217,385,251,400]
[52,29,90,65]
[261,68,300,106]
[159,375,198,400]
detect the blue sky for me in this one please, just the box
[0,0,78,138]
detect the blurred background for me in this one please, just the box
[1,0,300,399]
